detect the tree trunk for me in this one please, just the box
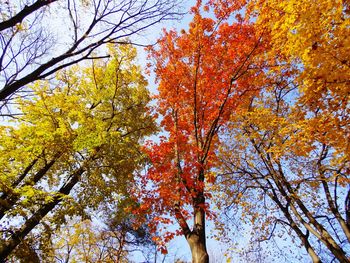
[187,233,209,263]
[0,156,58,220]
[186,194,209,263]
[0,168,84,261]
[307,247,322,263]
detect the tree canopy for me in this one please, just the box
[0,0,182,109]
[0,0,349,262]
[0,44,156,261]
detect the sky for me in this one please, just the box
[130,2,314,262]
[130,3,250,263]
[127,1,234,262]
[0,1,323,262]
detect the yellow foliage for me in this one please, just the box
[0,44,156,256]
[249,0,350,160]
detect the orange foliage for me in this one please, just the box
[136,0,268,252]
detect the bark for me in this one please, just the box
[0,167,84,261]
[0,0,181,101]
[251,140,348,262]
[0,156,58,220]
[0,0,57,32]
[346,189,350,227]
[174,190,209,263]
[186,194,209,263]
[187,233,209,263]
[267,155,348,262]
[317,145,350,242]
[268,190,321,263]
[307,247,322,263]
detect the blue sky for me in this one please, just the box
[130,2,315,261]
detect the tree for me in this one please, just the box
[216,83,349,262]
[6,197,157,262]
[0,44,156,261]
[215,1,350,261]
[45,214,155,263]
[245,0,350,163]
[0,0,182,109]
[136,2,267,262]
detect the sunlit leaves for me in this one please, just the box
[0,44,156,260]
[138,1,268,257]
[248,0,350,161]
[214,1,350,260]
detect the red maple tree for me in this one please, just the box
[137,2,268,262]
